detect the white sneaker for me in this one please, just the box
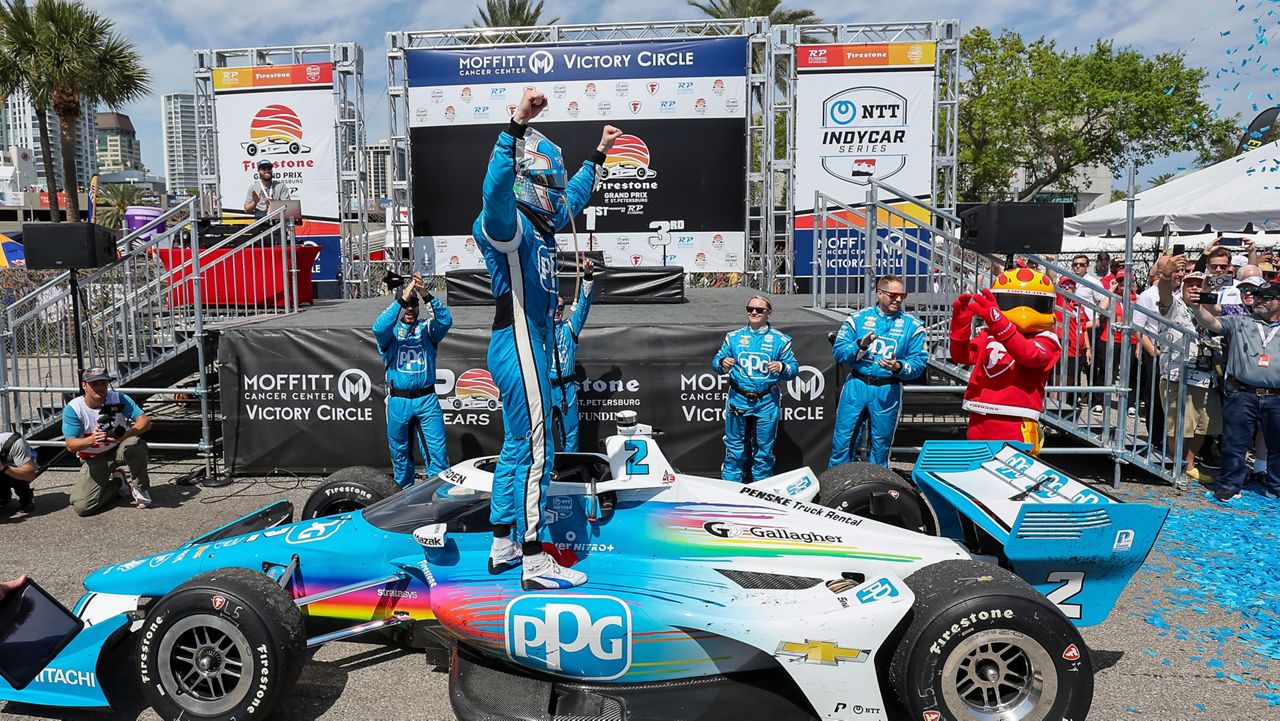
[132,486,153,508]
[521,552,587,591]
[488,536,522,574]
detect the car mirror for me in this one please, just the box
[412,523,448,550]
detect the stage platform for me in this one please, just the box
[214,288,959,478]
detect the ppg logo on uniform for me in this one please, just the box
[505,595,632,679]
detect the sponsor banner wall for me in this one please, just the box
[220,320,838,476]
[405,38,748,273]
[214,62,341,296]
[794,42,937,279]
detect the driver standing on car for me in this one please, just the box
[475,89,620,591]
[373,272,452,488]
[243,159,292,219]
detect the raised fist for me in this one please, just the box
[598,125,623,152]
[514,89,547,124]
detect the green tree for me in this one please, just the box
[471,0,557,27]
[1147,172,1177,188]
[36,0,150,222]
[687,0,820,25]
[959,27,1238,203]
[94,181,142,231]
[0,0,61,220]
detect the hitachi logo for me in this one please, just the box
[36,668,97,687]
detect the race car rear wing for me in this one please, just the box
[912,441,1168,627]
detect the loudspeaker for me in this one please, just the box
[22,223,117,269]
[959,202,1064,255]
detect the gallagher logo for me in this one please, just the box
[600,134,657,181]
[240,104,310,157]
[818,86,909,185]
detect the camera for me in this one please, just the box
[1195,344,1215,372]
[97,402,128,440]
[1207,275,1233,289]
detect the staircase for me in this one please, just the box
[0,201,304,477]
[809,182,1199,487]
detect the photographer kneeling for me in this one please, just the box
[62,367,152,515]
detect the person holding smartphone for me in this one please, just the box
[0,575,25,601]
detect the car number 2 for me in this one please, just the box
[624,440,649,475]
[1045,571,1085,619]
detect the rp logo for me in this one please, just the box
[786,365,825,401]
[337,368,372,402]
[506,595,631,679]
[528,50,555,75]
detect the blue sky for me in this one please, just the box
[83,0,1280,189]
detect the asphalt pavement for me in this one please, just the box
[1,456,1278,721]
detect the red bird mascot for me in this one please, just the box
[950,268,1062,454]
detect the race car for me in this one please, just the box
[241,137,311,156]
[0,412,1167,721]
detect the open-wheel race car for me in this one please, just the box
[0,412,1167,721]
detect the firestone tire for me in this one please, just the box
[137,568,306,721]
[888,560,1094,721]
[816,462,938,535]
[301,466,400,519]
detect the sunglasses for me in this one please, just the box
[746,306,769,314]
[1071,262,1088,267]
[1208,263,1231,269]
[877,290,906,300]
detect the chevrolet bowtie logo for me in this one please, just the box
[775,640,870,665]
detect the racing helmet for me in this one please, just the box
[514,127,567,218]
[991,268,1057,333]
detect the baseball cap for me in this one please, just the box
[1231,254,1247,267]
[1183,270,1205,283]
[256,159,274,169]
[81,367,113,383]
[1238,276,1266,289]
[1255,281,1280,298]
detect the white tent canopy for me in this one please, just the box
[1063,140,1280,236]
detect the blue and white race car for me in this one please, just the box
[0,413,1167,721]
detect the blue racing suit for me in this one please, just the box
[828,307,927,468]
[373,295,452,487]
[474,123,603,549]
[551,278,595,452]
[713,325,799,482]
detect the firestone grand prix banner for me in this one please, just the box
[219,318,838,476]
[792,42,938,280]
[212,63,343,297]
[405,37,748,273]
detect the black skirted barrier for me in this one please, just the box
[218,291,841,477]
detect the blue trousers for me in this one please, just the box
[551,381,579,452]
[721,400,779,482]
[386,393,449,488]
[828,377,902,468]
[1218,383,1280,495]
[487,326,555,546]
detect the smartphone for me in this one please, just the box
[0,578,84,690]
[1172,243,1186,257]
[1219,236,1244,248]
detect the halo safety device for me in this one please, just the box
[991,268,1057,333]
[513,127,567,218]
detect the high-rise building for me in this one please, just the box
[0,89,97,189]
[365,139,391,206]
[161,93,198,193]
[96,111,143,173]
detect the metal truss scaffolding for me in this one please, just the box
[194,43,371,297]
[386,18,959,294]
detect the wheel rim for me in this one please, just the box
[156,614,255,716]
[325,499,366,515]
[940,629,1057,721]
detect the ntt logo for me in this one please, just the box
[528,50,555,75]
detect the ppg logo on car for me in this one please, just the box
[505,595,632,679]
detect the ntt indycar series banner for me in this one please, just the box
[212,63,343,297]
[218,314,837,475]
[404,37,747,273]
[792,42,937,280]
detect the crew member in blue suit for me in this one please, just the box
[373,272,452,488]
[828,274,928,468]
[475,89,622,590]
[551,258,596,452]
[714,295,800,482]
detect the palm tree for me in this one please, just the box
[36,0,150,222]
[94,182,143,231]
[472,0,558,27]
[1146,172,1177,188]
[687,0,821,26]
[0,0,61,221]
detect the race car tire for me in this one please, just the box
[816,462,938,535]
[301,466,400,519]
[888,559,1094,721]
[246,144,257,156]
[288,142,301,154]
[138,568,306,721]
